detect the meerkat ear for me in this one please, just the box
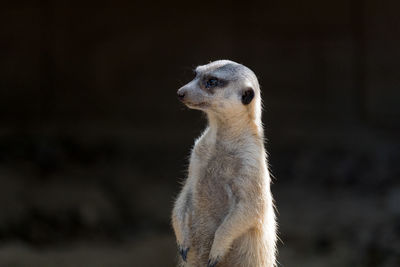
[241,88,254,105]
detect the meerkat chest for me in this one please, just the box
[189,140,242,219]
[192,139,242,181]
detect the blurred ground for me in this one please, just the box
[0,235,176,267]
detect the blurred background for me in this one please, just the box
[1,1,399,267]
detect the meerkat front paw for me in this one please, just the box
[178,245,190,262]
[177,231,190,262]
[208,235,227,266]
[207,256,220,267]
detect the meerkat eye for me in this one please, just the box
[205,78,219,88]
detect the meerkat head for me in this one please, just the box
[177,60,261,123]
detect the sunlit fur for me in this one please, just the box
[172,60,277,267]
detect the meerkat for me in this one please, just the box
[172,60,277,267]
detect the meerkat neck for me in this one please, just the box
[206,112,263,143]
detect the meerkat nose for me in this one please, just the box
[177,90,186,101]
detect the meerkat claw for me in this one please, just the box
[207,258,219,267]
[179,247,189,262]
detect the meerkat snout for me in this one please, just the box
[177,89,185,101]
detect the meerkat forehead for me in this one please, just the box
[195,60,258,86]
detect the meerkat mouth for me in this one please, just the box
[185,101,209,108]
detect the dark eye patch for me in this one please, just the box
[205,77,218,88]
[203,76,227,89]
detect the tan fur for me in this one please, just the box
[172,60,277,267]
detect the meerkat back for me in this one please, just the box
[172,60,277,267]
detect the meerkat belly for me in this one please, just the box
[190,155,238,258]
[195,171,231,222]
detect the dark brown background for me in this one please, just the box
[0,1,399,266]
